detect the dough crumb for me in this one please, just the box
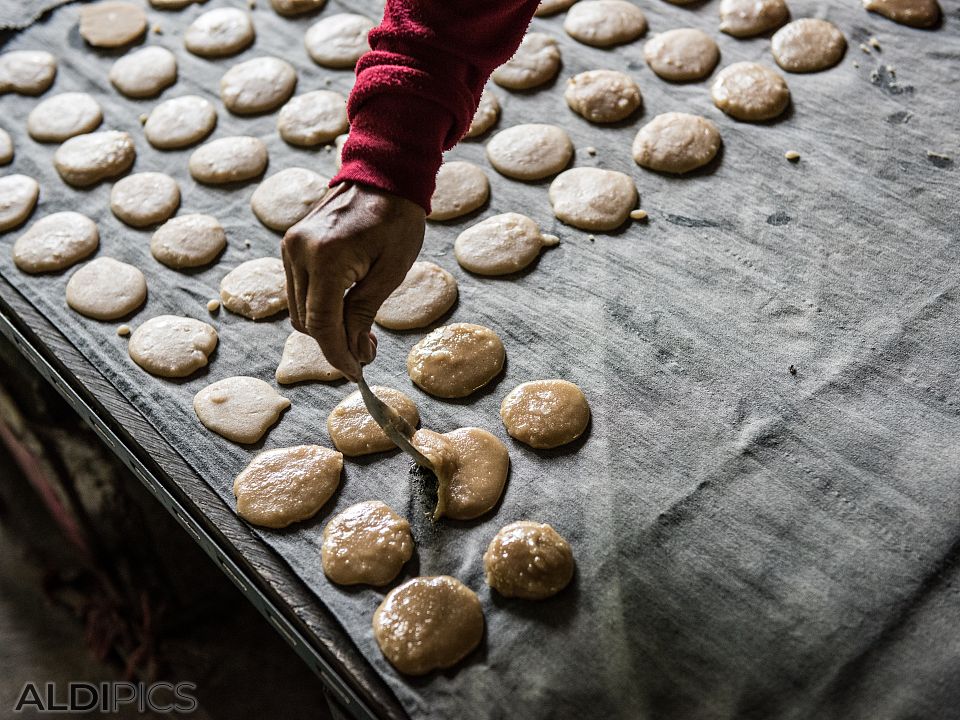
[859,43,871,54]
[784,150,801,161]
[789,364,797,375]
[585,146,597,155]
[244,239,251,248]
[853,61,860,68]
[152,23,162,34]
[542,233,560,246]
[247,0,256,6]
[138,113,148,124]
[207,298,220,313]
[588,235,596,242]
[117,324,131,336]
[630,209,648,221]
[886,65,896,76]
[869,36,881,50]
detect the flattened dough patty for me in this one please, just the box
[455,212,559,276]
[194,376,290,444]
[277,90,348,146]
[549,167,637,231]
[189,136,267,184]
[220,57,297,114]
[632,112,721,174]
[13,212,99,273]
[79,2,147,48]
[275,331,345,384]
[109,46,178,98]
[644,28,720,82]
[250,167,328,232]
[145,96,217,149]
[484,521,574,599]
[428,162,489,221]
[486,123,573,181]
[500,379,591,449]
[375,261,458,330]
[711,61,790,121]
[465,88,500,138]
[863,0,941,27]
[110,172,180,227]
[219,257,287,319]
[771,19,846,73]
[719,0,789,37]
[27,93,102,142]
[327,386,419,456]
[407,323,505,398]
[54,131,136,187]
[491,33,561,90]
[185,8,255,57]
[322,501,413,586]
[564,1,647,47]
[128,315,218,377]
[0,51,57,95]
[0,175,40,232]
[66,257,147,321]
[564,69,641,123]
[304,13,375,68]
[151,214,226,269]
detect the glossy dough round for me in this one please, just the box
[770,19,846,73]
[145,96,217,149]
[109,46,178,98]
[711,62,790,121]
[54,131,135,187]
[564,69,641,123]
[275,331,345,384]
[407,323,505,398]
[500,379,590,449]
[0,51,57,95]
[549,167,637,231]
[643,28,720,82]
[194,376,290,444]
[454,212,559,276]
[563,0,647,47]
[719,0,789,37]
[189,136,268,184]
[66,257,147,320]
[220,57,297,114]
[27,93,102,142]
[374,261,458,330]
[128,315,218,378]
[185,9,255,58]
[219,257,287,319]
[484,521,574,599]
[110,172,180,227]
[486,123,573,181]
[327,386,420,456]
[632,112,721,174]
[322,501,413,586]
[277,90,348,146]
[863,0,941,27]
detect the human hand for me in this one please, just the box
[281,182,426,381]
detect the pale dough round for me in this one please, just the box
[0,51,57,95]
[719,0,790,37]
[863,0,941,27]
[270,0,327,16]
[79,2,147,48]
[644,28,720,82]
[407,323,505,399]
[711,62,790,121]
[304,13,375,68]
[536,0,578,16]
[465,88,500,138]
[771,19,846,73]
[189,136,267,184]
[322,501,413,586]
[373,576,483,676]
[486,123,573,181]
[327,386,420,457]
[412,427,510,520]
[491,33,561,90]
[185,8,255,58]
[27,93,102,142]
[109,46,178,98]
[454,212,559,276]
[549,167,637,231]
[428,162,489,221]
[128,315,218,377]
[219,257,287,320]
[375,261,458,330]
[144,96,217,150]
[13,212,98,274]
[564,69,641,123]
[234,445,342,528]
[149,0,200,8]
[0,128,11,164]
[484,521,574,600]
[632,112,721,174]
[221,57,297,115]
[54,131,136,187]
[66,257,147,320]
[275,331,345,384]
[194,376,290,444]
[277,90,348,146]
[0,175,40,232]
[564,1,647,47]
[110,172,180,227]
[151,214,226,269]
[500,379,590,449]
[250,167,328,232]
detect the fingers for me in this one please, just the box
[280,241,305,333]
[343,257,406,364]
[304,272,360,381]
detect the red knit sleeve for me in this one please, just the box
[330,0,540,212]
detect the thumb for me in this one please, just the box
[343,260,402,364]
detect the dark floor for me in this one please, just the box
[0,336,333,719]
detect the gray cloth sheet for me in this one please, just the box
[2,0,960,718]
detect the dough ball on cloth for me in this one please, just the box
[66,257,147,321]
[549,167,637,231]
[643,28,720,82]
[484,521,575,599]
[275,331,345,384]
[277,90,348,146]
[771,19,846,73]
[13,212,98,273]
[145,96,217,150]
[27,93,102,142]
[219,257,287,319]
[632,112,721,174]
[304,13,375,68]
[563,0,647,47]
[564,69,641,124]
[109,47,178,98]
[233,445,342,527]
[220,57,297,115]
[327,386,420,456]
[321,501,413,586]
[0,51,57,95]
[711,62,790,121]
[500,379,591,449]
[194,376,290,444]
[372,576,484,675]
[110,172,180,227]
[375,261,458,330]
[428,162,489,221]
[454,212,559,276]
[151,214,225,269]
[54,131,136,187]
[719,0,789,37]
[491,33,561,90]
[79,2,147,48]
[128,315,218,378]
[0,175,40,232]
[250,167,328,232]
[464,88,500,138]
[407,323,505,399]
[185,8,255,58]
[486,123,573,181]
[189,136,267,184]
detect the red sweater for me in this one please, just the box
[330,0,540,212]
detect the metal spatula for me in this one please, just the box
[356,370,435,471]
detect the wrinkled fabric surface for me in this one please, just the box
[2,1,960,718]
